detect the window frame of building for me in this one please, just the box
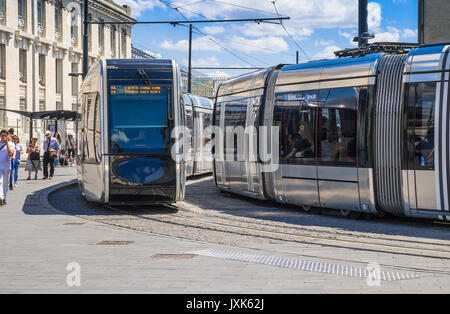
[38,54,45,86]
[110,25,116,56]
[71,63,78,96]
[70,7,78,46]
[98,18,104,54]
[121,29,127,57]
[54,0,62,41]
[18,0,27,31]
[55,58,63,94]
[0,44,5,80]
[19,49,27,83]
[0,0,6,25]
[88,14,92,52]
[37,0,45,34]
[0,96,4,129]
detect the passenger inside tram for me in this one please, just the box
[286,131,313,159]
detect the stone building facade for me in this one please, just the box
[0,0,134,146]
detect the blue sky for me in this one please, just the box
[116,0,418,77]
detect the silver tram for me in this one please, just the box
[77,59,187,204]
[213,43,450,221]
[183,94,213,176]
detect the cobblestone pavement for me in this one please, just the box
[1,166,450,293]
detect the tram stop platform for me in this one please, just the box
[1,166,450,293]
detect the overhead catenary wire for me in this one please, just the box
[157,0,267,68]
[271,0,311,61]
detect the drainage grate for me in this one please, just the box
[63,222,85,225]
[151,254,197,259]
[191,249,419,282]
[96,241,134,246]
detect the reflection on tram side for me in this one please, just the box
[211,42,450,221]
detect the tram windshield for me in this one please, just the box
[109,84,170,153]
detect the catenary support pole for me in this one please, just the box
[358,0,368,47]
[82,0,89,79]
[188,24,192,93]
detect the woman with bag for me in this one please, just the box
[26,137,41,180]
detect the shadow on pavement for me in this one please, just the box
[27,174,450,243]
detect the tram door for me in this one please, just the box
[242,96,261,194]
[406,82,439,210]
[274,91,320,207]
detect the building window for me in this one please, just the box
[56,59,62,94]
[0,0,6,25]
[55,0,62,40]
[20,98,26,111]
[0,96,4,129]
[72,63,78,96]
[38,54,45,86]
[98,19,104,54]
[0,44,5,79]
[70,7,77,46]
[121,29,127,57]
[37,0,45,34]
[19,49,27,83]
[110,25,116,56]
[18,0,27,30]
[88,14,92,52]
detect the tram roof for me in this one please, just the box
[105,59,174,70]
[281,53,384,72]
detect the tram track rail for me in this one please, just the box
[102,200,450,262]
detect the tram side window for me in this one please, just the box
[94,93,102,163]
[223,99,247,160]
[317,87,358,166]
[407,82,437,170]
[275,90,317,165]
[185,106,194,152]
[86,93,97,163]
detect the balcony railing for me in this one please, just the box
[19,72,25,82]
[55,29,61,40]
[39,75,45,86]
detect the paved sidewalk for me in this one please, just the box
[0,166,449,293]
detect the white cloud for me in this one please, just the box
[172,0,361,29]
[229,36,289,54]
[314,45,341,60]
[238,23,313,40]
[403,28,418,40]
[160,37,221,52]
[113,0,162,18]
[143,49,163,58]
[368,2,382,31]
[202,26,226,35]
[192,56,221,67]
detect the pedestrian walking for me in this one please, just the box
[0,130,15,205]
[9,136,24,189]
[26,137,41,180]
[54,132,62,166]
[66,134,76,167]
[42,131,59,180]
